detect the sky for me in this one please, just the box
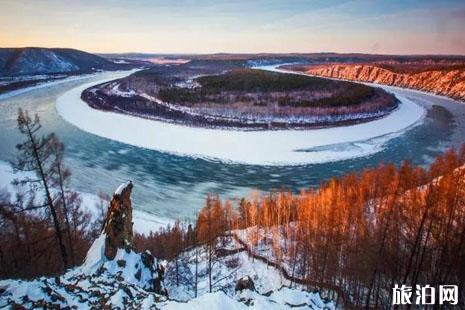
[1,0,465,55]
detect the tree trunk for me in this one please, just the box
[25,122,68,270]
[56,160,75,266]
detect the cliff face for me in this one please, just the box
[305,64,465,101]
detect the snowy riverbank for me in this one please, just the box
[0,73,98,101]
[56,69,425,165]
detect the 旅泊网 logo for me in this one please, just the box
[392,284,458,306]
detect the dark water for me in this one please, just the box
[1,74,464,220]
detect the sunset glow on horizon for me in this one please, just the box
[1,0,465,55]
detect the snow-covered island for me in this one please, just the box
[81,61,398,130]
[56,69,425,165]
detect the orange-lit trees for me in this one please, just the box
[133,147,465,308]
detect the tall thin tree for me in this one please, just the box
[15,108,68,270]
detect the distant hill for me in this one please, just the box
[0,47,137,76]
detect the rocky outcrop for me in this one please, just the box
[0,182,169,309]
[235,276,255,292]
[305,64,465,101]
[103,181,134,260]
[99,181,167,296]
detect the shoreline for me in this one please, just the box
[0,73,96,101]
[55,69,426,166]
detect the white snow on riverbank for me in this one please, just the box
[0,74,96,101]
[56,69,425,166]
[0,160,171,234]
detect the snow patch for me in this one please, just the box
[114,180,131,195]
[82,233,107,273]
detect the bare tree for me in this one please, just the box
[49,136,76,266]
[14,108,68,270]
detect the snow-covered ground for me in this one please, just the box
[0,229,166,309]
[0,160,172,234]
[165,239,289,301]
[0,73,98,101]
[56,68,425,166]
[0,226,337,309]
[161,289,334,310]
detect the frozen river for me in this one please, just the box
[1,68,464,222]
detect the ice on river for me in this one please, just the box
[56,70,425,166]
[0,160,172,234]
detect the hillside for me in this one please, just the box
[289,63,465,101]
[0,47,135,76]
[0,182,336,309]
[2,151,464,308]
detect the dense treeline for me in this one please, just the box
[0,190,99,278]
[277,84,376,108]
[198,69,334,92]
[377,62,465,74]
[136,148,465,308]
[197,69,361,93]
[159,69,384,109]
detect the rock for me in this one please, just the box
[116,260,126,268]
[135,269,141,281]
[103,181,134,260]
[235,276,255,292]
[152,278,165,297]
[140,251,166,295]
[98,182,167,296]
[141,251,155,271]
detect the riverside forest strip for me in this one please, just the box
[81,65,398,130]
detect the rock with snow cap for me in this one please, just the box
[104,181,134,260]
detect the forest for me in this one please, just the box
[158,69,385,109]
[135,148,465,308]
[0,109,464,308]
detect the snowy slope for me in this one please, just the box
[0,231,337,309]
[0,178,338,309]
[0,47,128,76]
[0,227,166,308]
[162,234,336,308]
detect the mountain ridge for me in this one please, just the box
[0,47,134,76]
